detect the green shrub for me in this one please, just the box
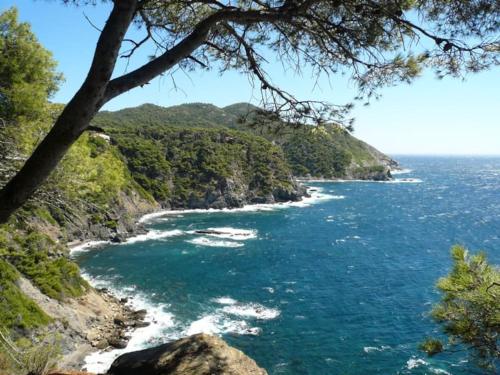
[0,259,51,330]
[419,338,444,356]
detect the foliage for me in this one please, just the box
[0,258,52,330]
[94,103,392,179]
[419,338,444,356]
[21,339,60,375]
[428,246,500,370]
[0,7,61,123]
[110,126,294,207]
[0,227,88,301]
[112,136,172,201]
[50,133,130,205]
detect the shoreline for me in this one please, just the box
[65,175,414,372]
[66,186,337,372]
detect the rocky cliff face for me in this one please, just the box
[110,127,306,210]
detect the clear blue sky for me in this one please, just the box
[4,1,500,155]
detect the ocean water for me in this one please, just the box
[73,156,500,374]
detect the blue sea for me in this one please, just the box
[73,156,500,374]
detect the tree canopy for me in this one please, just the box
[0,8,62,123]
[0,0,498,222]
[422,246,499,371]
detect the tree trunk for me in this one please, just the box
[0,0,138,224]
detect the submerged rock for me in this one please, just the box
[107,333,268,375]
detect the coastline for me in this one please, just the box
[65,186,337,372]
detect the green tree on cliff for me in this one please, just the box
[421,246,500,371]
[0,1,498,222]
[0,8,61,122]
[0,8,62,158]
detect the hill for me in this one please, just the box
[94,103,398,180]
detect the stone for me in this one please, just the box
[107,333,267,375]
[108,337,128,349]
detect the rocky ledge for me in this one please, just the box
[51,334,267,375]
[108,333,267,375]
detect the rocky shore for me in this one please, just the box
[49,334,267,375]
[17,274,150,370]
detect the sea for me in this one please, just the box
[72,156,500,374]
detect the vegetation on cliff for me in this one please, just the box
[94,102,397,180]
[110,126,299,208]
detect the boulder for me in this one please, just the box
[107,333,267,375]
[108,337,128,349]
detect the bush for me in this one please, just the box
[419,338,444,356]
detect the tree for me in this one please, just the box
[423,246,499,371]
[0,0,498,223]
[0,8,62,123]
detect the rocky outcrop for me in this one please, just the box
[107,334,267,375]
[181,178,307,210]
[346,165,393,181]
[17,276,149,369]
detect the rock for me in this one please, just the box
[108,337,128,349]
[120,297,129,304]
[95,339,109,350]
[107,333,267,375]
[134,321,150,328]
[113,316,127,327]
[49,371,96,375]
[132,309,147,320]
[110,233,127,243]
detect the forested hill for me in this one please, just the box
[94,103,398,180]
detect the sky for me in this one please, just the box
[3,1,500,155]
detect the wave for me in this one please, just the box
[383,178,422,184]
[363,345,390,353]
[302,177,422,184]
[390,168,413,175]
[188,227,257,240]
[212,297,238,305]
[81,273,177,374]
[186,237,244,248]
[406,357,428,370]
[138,187,338,223]
[69,240,109,256]
[222,302,281,320]
[184,314,261,336]
[70,229,184,256]
[125,229,184,244]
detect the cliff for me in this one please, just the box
[94,102,399,181]
[109,127,305,210]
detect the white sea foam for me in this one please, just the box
[406,357,428,369]
[363,345,390,353]
[430,368,451,375]
[187,237,244,248]
[184,314,261,336]
[300,177,422,184]
[212,296,238,305]
[80,273,177,374]
[383,178,422,184]
[390,168,412,175]
[125,229,184,244]
[222,303,281,320]
[69,240,109,255]
[138,187,338,223]
[204,227,257,240]
[188,227,257,240]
